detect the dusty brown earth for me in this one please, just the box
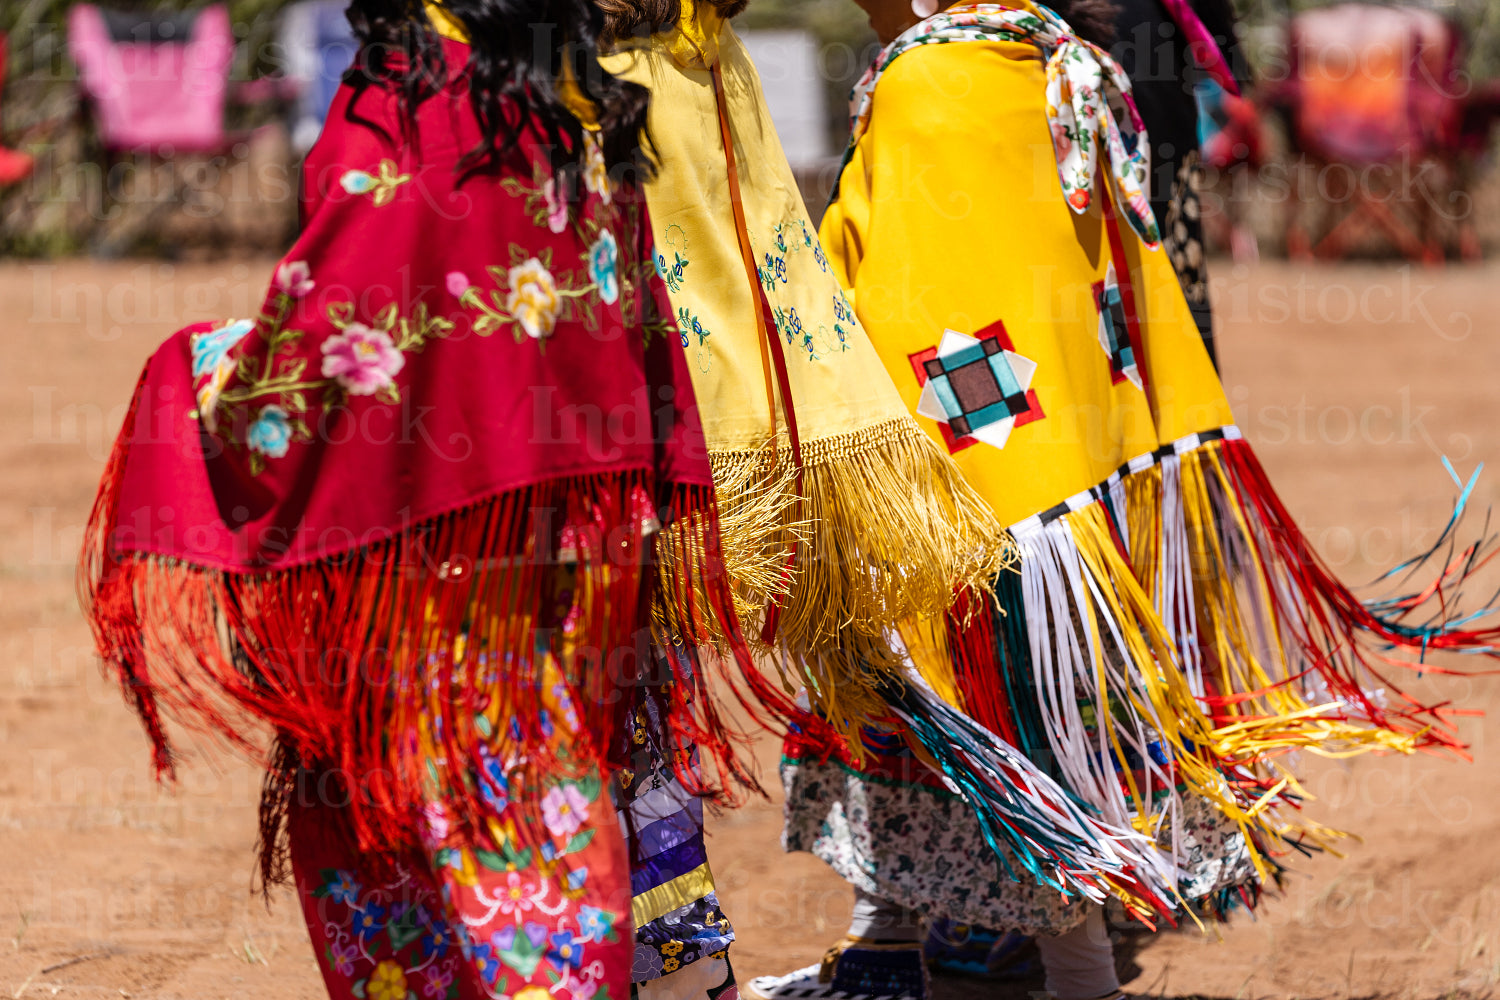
[2,257,1499,1000]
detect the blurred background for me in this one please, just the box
[8,0,1500,260]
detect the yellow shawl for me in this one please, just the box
[821,32,1233,526]
[600,3,1006,696]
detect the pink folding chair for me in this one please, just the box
[67,4,279,253]
[69,4,236,153]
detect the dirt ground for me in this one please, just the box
[3,257,1499,1000]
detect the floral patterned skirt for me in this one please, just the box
[781,738,1258,937]
[291,659,737,1000]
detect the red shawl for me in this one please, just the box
[79,48,779,862]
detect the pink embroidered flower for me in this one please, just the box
[543,177,570,234]
[506,259,562,340]
[497,871,541,917]
[330,940,360,978]
[446,271,472,298]
[274,259,314,298]
[421,964,454,999]
[320,323,405,395]
[1050,121,1072,158]
[541,782,589,838]
[421,801,451,851]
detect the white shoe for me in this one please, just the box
[743,939,926,1000]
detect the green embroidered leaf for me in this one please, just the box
[351,978,368,999]
[562,827,596,855]
[327,302,355,327]
[574,773,601,803]
[474,713,494,739]
[376,382,401,405]
[374,303,398,331]
[473,848,509,871]
[502,840,534,870]
[386,907,422,952]
[499,933,544,978]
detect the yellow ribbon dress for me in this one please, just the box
[816,2,1478,913]
[599,2,1007,732]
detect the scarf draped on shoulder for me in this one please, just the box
[78,41,794,865]
[845,1,1160,246]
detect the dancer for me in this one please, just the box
[1111,0,1251,364]
[592,0,1008,741]
[80,2,770,998]
[750,2,1494,999]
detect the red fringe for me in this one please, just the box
[945,587,1022,748]
[1216,436,1493,752]
[79,388,778,867]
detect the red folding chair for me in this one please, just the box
[1275,3,1465,264]
[0,32,37,187]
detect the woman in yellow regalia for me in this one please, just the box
[752,2,1497,1000]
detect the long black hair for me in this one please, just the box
[344,0,652,185]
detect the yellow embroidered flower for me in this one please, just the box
[582,133,611,205]
[506,258,562,340]
[515,988,551,1000]
[195,358,234,432]
[366,960,408,1000]
[662,956,680,973]
[661,940,684,956]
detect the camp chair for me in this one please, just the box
[1275,2,1465,264]
[0,32,36,187]
[67,3,280,253]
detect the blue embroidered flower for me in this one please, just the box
[190,318,253,379]
[470,941,502,985]
[814,243,829,272]
[419,920,451,960]
[589,230,619,305]
[325,870,362,906]
[247,405,292,458]
[774,256,788,283]
[547,929,585,972]
[578,905,614,943]
[654,249,668,278]
[476,748,509,814]
[676,307,710,347]
[351,902,387,942]
[340,169,376,194]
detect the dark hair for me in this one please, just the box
[345,0,652,185]
[1049,0,1121,48]
[596,0,747,45]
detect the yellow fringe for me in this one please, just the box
[1137,442,1420,759]
[705,416,1012,739]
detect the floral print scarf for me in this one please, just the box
[843,1,1161,246]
